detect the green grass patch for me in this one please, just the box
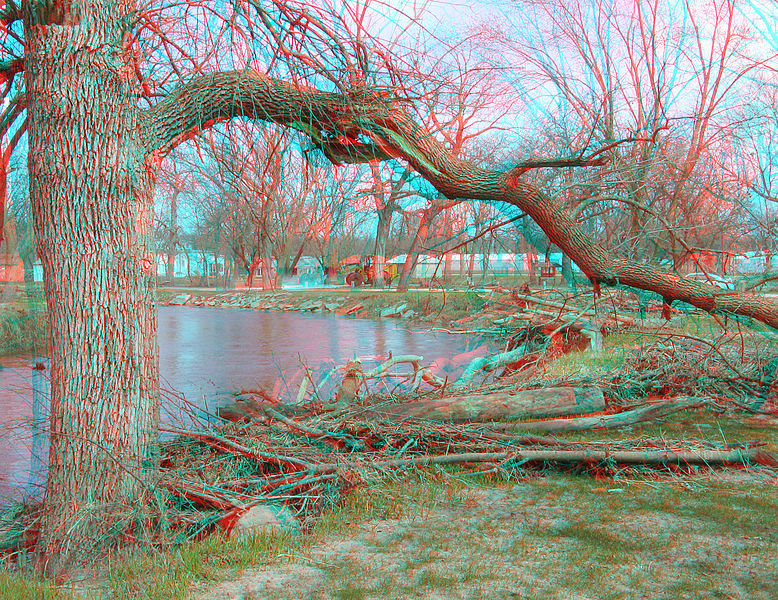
[0,301,47,356]
[104,529,304,600]
[2,445,776,599]
[0,571,76,600]
[555,407,778,453]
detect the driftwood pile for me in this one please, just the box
[446,287,778,412]
[456,288,641,344]
[148,286,778,544]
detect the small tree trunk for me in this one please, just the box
[372,204,394,288]
[479,237,491,284]
[289,238,307,274]
[261,255,277,289]
[561,254,575,290]
[247,254,260,288]
[398,206,438,291]
[167,190,178,281]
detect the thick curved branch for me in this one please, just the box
[0,0,20,25]
[139,70,778,329]
[0,57,24,95]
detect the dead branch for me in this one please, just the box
[332,447,770,471]
[487,400,698,432]
[358,387,605,422]
[258,404,365,451]
[453,346,531,387]
[161,426,315,471]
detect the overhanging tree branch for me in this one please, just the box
[140,70,778,329]
[0,57,24,95]
[0,0,20,26]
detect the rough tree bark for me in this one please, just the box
[23,2,159,573]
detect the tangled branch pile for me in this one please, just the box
[146,385,774,541]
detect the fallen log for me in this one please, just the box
[488,400,697,432]
[358,447,772,470]
[361,386,605,422]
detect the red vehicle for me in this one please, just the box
[342,255,396,287]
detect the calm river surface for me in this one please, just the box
[0,307,489,504]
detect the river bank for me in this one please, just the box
[0,287,483,358]
[2,286,777,599]
[0,302,47,357]
[156,288,484,326]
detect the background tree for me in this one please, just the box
[395,53,514,290]
[494,0,764,271]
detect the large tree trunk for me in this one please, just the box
[363,387,605,422]
[25,4,160,573]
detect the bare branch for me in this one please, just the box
[0,0,20,26]
[512,156,609,172]
[0,93,25,139]
[140,70,778,329]
[509,123,670,175]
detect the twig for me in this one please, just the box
[259,404,365,451]
[162,426,314,471]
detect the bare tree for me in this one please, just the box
[1,0,776,575]
[396,54,514,290]
[495,0,769,270]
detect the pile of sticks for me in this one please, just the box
[154,387,776,541]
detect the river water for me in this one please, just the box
[0,307,490,505]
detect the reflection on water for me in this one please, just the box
[0,307,487,504]
[0,363,49,505]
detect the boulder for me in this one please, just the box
[232,504,299,537]
[168,294,191,306]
